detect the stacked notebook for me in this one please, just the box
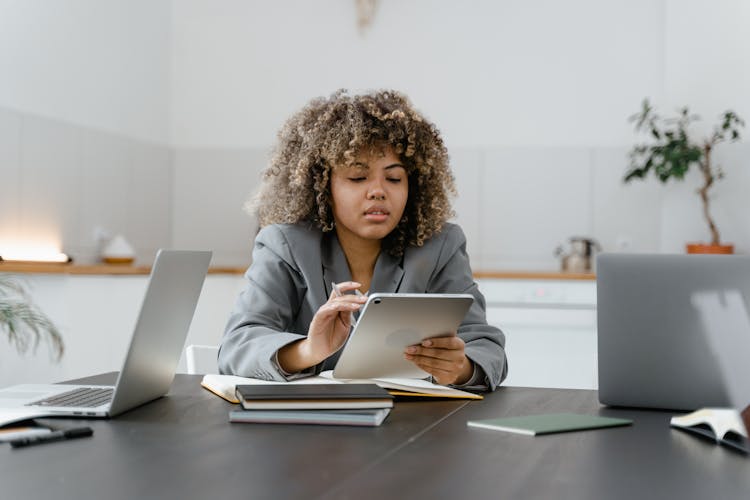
[229,383,394,427]
[202,371,482,402]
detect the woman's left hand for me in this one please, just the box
[404,335,474,386]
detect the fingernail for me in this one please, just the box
[406,346,416,354]
[422,340,433,347]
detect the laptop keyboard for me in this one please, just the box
[26,387,114,408]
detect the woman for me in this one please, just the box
[219,89,507,391]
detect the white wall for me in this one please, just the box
[169,0,750,265]
[0,0,174,262]
[169,0,750,148]
[4,0,747,150]
[1,0,749,266]
[664,0,750,125]
[170,0,665,149]
[0,0,171,144]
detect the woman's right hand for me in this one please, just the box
[277,281,366,373]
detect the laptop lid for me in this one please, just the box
[107,249,211,416]
[0,249,211,418]
[596,253,750,411]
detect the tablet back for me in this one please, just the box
[333,293,473,379]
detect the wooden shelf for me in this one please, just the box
[473,270,596,281]
[2,262,593,280]
[0,262,245,276]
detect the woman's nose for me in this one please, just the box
[367,180,386,200]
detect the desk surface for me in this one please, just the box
[2,374,748,500]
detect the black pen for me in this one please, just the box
[10,426,93,448]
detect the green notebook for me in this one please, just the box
[467,413,632,436]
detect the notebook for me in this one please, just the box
[235,383,394,410]
[467,413,632,436]
[229,407,391,427]
[0,249,211,418]
[596,253,750,411]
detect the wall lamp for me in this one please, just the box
[0,252,73,264]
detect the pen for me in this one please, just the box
[332,281,365,327]
[331,282,367,298]
[10,426,93,448]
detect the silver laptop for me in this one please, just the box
[597,253,750,411]
[691,287,750,435]
[0,249,211,417]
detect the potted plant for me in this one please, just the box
[0,275,64,360]
[625,99,745,254]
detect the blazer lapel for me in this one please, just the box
[370,251,404,294]
[321,232,352,297]
[321,233,404,295]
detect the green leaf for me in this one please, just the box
[0,276,64,360]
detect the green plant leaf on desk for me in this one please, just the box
[0,276,64,360]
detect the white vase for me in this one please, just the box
[101,234,135,264]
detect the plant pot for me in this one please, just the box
[685,243,734,254]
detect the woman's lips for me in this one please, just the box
[364,207,389,222]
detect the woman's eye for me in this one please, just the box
[348,177,366,182]
[387,178,402,183]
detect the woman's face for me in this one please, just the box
[330,146,409,247]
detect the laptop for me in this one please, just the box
[0,249,211,418]
[691,287,750,435]
[597,253,750,411]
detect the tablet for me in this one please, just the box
[332,293,474,379]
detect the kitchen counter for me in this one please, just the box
[1,262,595,280]
[0,262,244,275]
[474,270,595,280]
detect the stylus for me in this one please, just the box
[332,281,363,327]
[10,426,93,448]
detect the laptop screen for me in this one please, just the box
[691,288,750,434]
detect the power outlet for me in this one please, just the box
[615,236,632,251]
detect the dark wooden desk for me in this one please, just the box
[2,375,748,500]
[1,373,468,499]
[325,386,750,499]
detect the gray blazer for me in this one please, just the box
[218,222,507,391]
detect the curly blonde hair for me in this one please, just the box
[248,89,456,256]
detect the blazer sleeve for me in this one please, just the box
[426,224,508,391]
[217,225,309,381]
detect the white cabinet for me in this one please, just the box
[477,279,598,390]
[0,273,245,387]
[1,273,598,390]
